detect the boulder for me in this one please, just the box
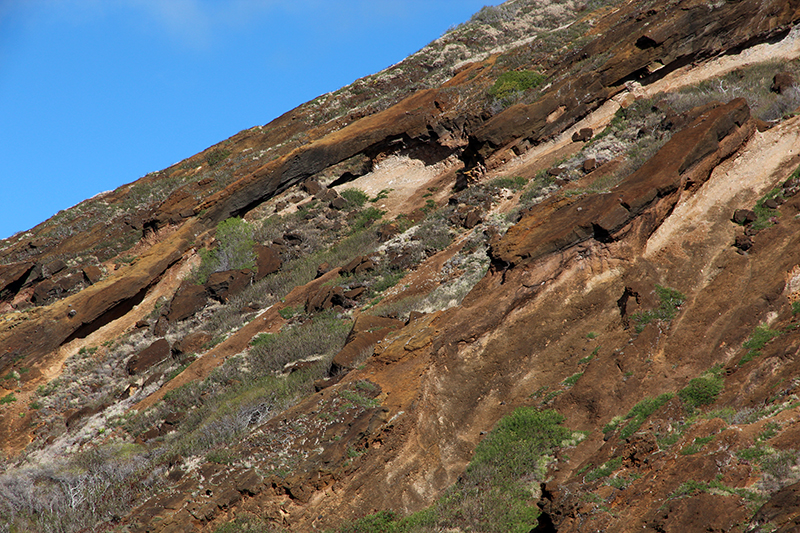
[82,265,103,285]
[127,338,171,375]
[377,223,400,242]
[734,233,753,252]
[732,209,757,225]
[205,269,253,303]
[571,127,593,142]
[283,233,303,246]
[0,262,34,297]
[254,244,282,281]
[316,188,339,202]
[306,285,345,313]
[168,281,210,322]
[771,72,796,94]
[173,331,212,356]
[43,259,66,278]
[57,273,84,293]
[342,256,376,275]
[32,280,61,304]
[583,158,598,172]
[302,179,323,195]
[330,197,348,210]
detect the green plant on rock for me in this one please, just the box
[615,393,674,440]
[585,457,623,482]
[194,217,256,284]
[488,70,546,101]
[739,324,781,365]
[631,285,686,333]
[340,188,369,209]
[678,367,724,412]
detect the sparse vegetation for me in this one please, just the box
[631,285,686,333]
[739,324,781,365]
[605,393,674,440]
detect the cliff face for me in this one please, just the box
[3,1,800,532]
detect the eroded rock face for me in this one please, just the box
[491,98,753,268]
[4,1,800,532]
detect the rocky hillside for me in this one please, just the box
[3,0,800,531]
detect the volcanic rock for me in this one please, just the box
[127,338,171,375]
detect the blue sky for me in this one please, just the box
[0,1,493,240]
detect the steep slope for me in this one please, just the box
[3,1,800,532]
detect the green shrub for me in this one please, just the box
[739,324,781,365]
[793,301,800,316]
[585,457,622,481]
[563,372,584,387]
[0,393,16,405]
[194,217,256,284]
[329,408,573,533]
[618,393,674,439]
[488,70,547,101]
[678,370,723,412]
[750,188,785,231]
[680,435,715,455]
[631,285,685,333]
[352,207,385,231]
[341,188,369,209]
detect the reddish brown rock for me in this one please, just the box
[733,209,758,225]
[254,244,281,281]
[0,262,34,298]
[173,331,213,356]
[31,280,61,304]
[572,127,593,142]
[168,280,210,322]
[205,269,253,303]
[302,179,323,195]
[330,315,404,373]
[342,256,375,275]
[771,72,796,94]
[82,265,103,285]
[126,338,171,375]
[306,285,345,313]
[582,158,598,172]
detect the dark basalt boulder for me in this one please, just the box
[126,338,171,375]
[205,269,253,303]
[168,281,210,323]
[254,244,282,281]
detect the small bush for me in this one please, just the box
[351,207,385,231]
[563,372,584,387]
[0,393,16,405]
[340,188,369,209]
[585,457,622,482]
[194,217,256,284]
[680,435,715,455]
[490,176,528,191]
[488,70,546,101]
[739,324,781,365]
[618,393,674,439]
[678,371,724,412]
[206,148,231,167]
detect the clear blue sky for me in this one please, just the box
[0,1,493,240]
